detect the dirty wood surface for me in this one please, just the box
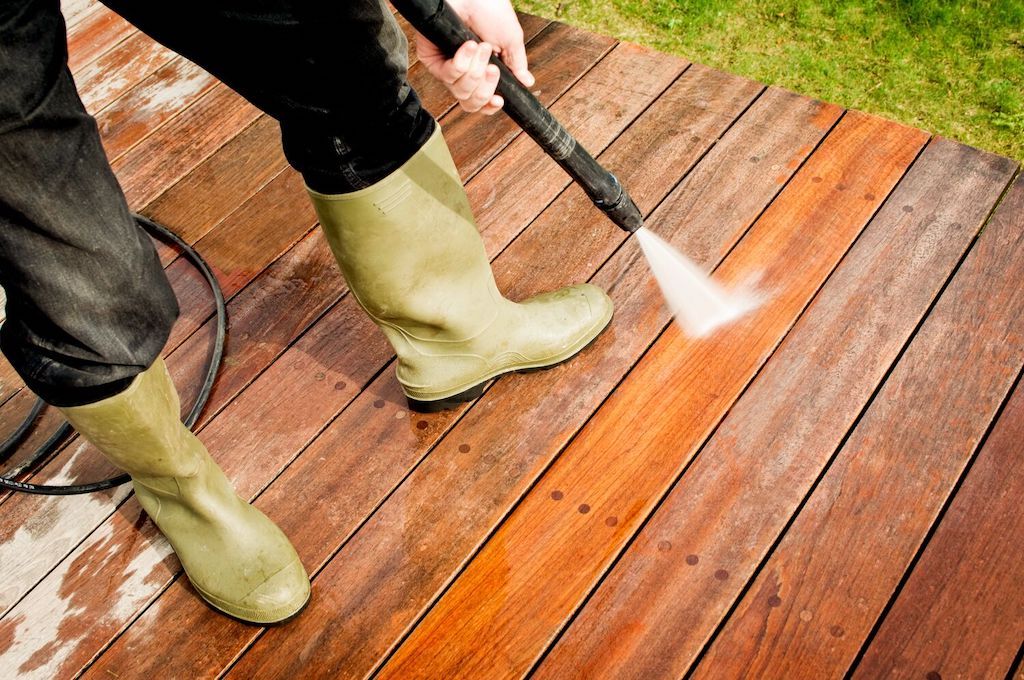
[0,6,1021,679]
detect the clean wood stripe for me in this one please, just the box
[692,172,1024,678]
[379,111,928,680]
[0,28,625,677]
[853,371,1024,678]
[84,41,688,680]
[226,84,834,679]
[536,138,1018,679]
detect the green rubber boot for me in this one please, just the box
[58,358,310,625]
[308,125,614,411]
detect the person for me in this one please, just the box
[0,0,613,624]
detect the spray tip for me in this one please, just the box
[635,228,760,337]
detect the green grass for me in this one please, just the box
[513,0,1024,160]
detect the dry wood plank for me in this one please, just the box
[61,0,97,29]
[379,111,928,679]
[535,138,1018,678]
[692,172,1024,678]
[854,374,1024,678]
[82,43,690,680]
[0,32,628,677]
[73,31,177,112]
[66,5,133,74]
[225,83,840,678]
[94,57,218,161]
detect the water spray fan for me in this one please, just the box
[393,0,758,336]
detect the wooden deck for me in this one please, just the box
[1,2,1022,677]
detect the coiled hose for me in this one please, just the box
[0,214,226,495]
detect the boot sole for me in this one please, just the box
[194,584,312,627]
[405,310,614,413]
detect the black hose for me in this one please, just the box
[0,214,227,495]
[391,0,645,233]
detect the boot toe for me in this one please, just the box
[193,558,311,625]
[522,283,613,357]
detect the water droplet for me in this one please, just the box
[767,595,782,607]
[550,490,564,501]
[416,420,428,430]
[605,516,618,527]
[578,504,591,514]
[334,381,346,390]
[458,444,471,453]
[685,554,699,565]
[799,609,813,621]
[657,540,672,552]
[714,569,729,580]
[373,399,385,408]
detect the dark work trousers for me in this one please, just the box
[0,0,435,406]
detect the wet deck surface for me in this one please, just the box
[1,1,1023,677]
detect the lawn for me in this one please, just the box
[514,0,1024,161]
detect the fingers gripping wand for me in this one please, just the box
[392,0,644,233]
[392,0,760,336]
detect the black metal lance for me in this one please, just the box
[391,0,645,233]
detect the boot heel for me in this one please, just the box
[406,381,488,413]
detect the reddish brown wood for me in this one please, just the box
[110,84,262,207]
[693,173,1024,678]
[380,112,928,680]
[854,377,1024,678]
[83,41,690,680]
[74,31,177,112]
[66,6,133,74]
[227,87,840,679]
[145,116,290,264]
[95,58,218,161]
[536,138,1018,679]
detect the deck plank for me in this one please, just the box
[853,373,1024,678]
[692,172,1024,678]
[94,57,219,161]
[535,138,1018,678]
[73,31,177,113]
[83,40,689,680]
[225,83,837,679]
[66,5,133,74]
[379,111,928,679]
[0,28,628,678]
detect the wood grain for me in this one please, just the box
[692,172,1024,678]
[110,83,262,207]
[95,57,218,161]
[1,25,627,678]
[66,5,133,74]
[84,41,689,680]
[74,31,177,113]
[854,374,1024,679]
[380,112,928,680]
[535,138,1018,679]
[227,85,838,679]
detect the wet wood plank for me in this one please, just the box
[535,138,1018,678]
[692,172,1024,678]
[226,84,839,679]
[82,41,688,680]
[854,376,1024,679]
[0,30,632,678]
[380,111,928,680]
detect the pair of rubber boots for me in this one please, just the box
[59,126,613,624]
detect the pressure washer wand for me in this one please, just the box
[392,0,644,233]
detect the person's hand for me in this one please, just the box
[416,0,535,115]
